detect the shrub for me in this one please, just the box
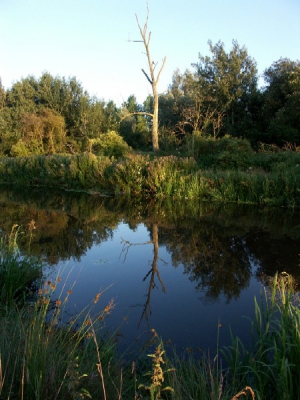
[158,127,182,153]
[91,131,131,158]
[108,153,150,195]
[10,139,33,157]
[184,136,255,170]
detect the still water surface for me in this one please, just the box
[1,187,300,356]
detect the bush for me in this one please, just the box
[91,131,131,158]
[184,135,255,170]
[158,127,182,153]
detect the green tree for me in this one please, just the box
[0,78,5,110]
[0,108,16,156]
[103,100,119,133]
[5,76,38,113]
[191,40,258,135]
[11,109,66,156]
[37,73,91,140]
[1,77,39,153]
[2,73,120,155]
[261,58,300,145]
[0,79,13,155]
[166,69,224,141]
[120,95,151,149]
[164,41,257,143]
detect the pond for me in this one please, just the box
[1,186,300,357]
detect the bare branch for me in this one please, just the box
[142,68,152,84]
[120,111,154,123]
[156,56,167,85]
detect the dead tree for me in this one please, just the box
[131,4,166,152]
[120,223,167,326]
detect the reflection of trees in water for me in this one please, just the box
[1,187,300,301]
[139,224,167,325]
[121,223,167,326]
[245,228,300,280]
[0,189,120,264]
[158,223,252,303]
[34,215,114,264]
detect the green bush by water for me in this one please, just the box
[1,141,300,207]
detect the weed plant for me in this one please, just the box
[0,224,42,306]
[223,272,300,400]
[0,154,112,191]
[1,147,300,206]
[0,272,117,399]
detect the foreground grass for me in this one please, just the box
[222,272,300,400]
[1,229,300,399]
[0,142,300,207]
[0,224,43,306]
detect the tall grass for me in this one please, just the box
[1,149,300,207]
[0,153,112,191]
[0,225,120,399]
[0,224,42,306]
[223,272,300,399]
[0,273,117,399]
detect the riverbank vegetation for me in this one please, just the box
[0,41,300,207]
[1,18,300,399]
[1,142,300,207]
[1,228,300,399]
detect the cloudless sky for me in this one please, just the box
[1,0,299,105]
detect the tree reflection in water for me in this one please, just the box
[160,225,252,303]
[1,186,300,305]
[121,223,167,326]
[2,187,300,352]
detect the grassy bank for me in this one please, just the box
[1,146,300,207]
[1,228,300,399]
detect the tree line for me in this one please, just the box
[0,39,299,157]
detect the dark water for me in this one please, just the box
[1,186,300,356]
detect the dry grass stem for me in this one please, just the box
[231,386,255,399]
[91,322,107,400]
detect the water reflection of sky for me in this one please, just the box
[50,221,263,356]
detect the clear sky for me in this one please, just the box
[1,0,299,105]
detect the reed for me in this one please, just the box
[0,275,117,400]
[1,151,300,207]
[0,224,42,306]
[223,272,300,399]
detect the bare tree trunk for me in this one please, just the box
[152,85,159,151]
[135,4,166,152]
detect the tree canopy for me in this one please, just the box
[0,44,299,157]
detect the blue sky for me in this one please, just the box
[1,0,299,105]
